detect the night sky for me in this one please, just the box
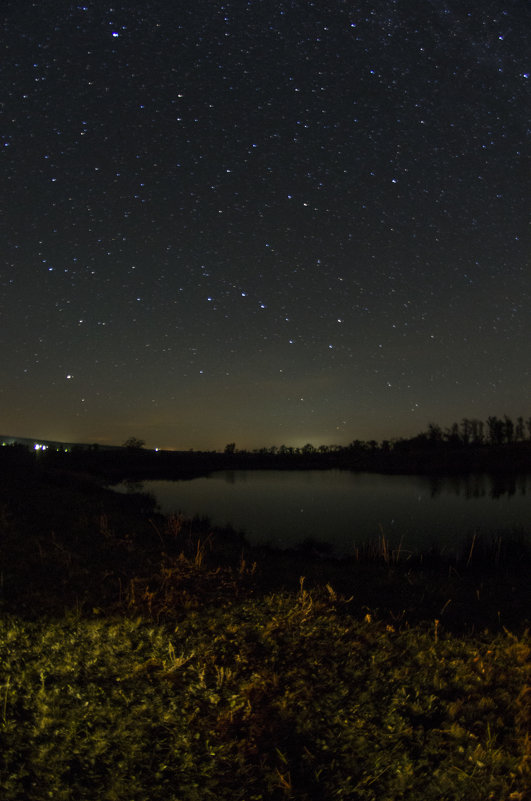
[2,1,529,451]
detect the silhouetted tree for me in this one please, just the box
[487,416,504,446]
[461,418,472,446]
[515,417,525,441]
[123,437,145,450]
[224,443,236,455]
[504,415,514,444]
[427,423,443,443]
[445,423,460,446]
[470,419,484,445]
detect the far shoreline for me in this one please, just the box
[2,437,529,485]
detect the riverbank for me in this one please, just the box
[11,435,531,483]
[1,462,529,628]
[1,463,530,799]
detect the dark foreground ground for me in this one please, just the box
[0,459,530,800]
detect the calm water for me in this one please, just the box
[123,470,531,555]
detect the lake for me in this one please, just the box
[119,470,531,556]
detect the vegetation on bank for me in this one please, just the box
[2,604,530,800]
[2,412,531,483]
[1,458,530,799]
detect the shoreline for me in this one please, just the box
[1,461,530,799]
[1,460,529,632]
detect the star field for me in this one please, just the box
[2,1,529,449]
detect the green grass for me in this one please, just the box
[1,464,530,799]
[1,599,529,800]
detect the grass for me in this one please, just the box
[1,463,530,799]
[1,602,529,800]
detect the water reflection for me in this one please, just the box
[121,470,531,555]
[427,473,530,499]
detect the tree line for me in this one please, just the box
[412,415,531,449]
[226,414,531,457]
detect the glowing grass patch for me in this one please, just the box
[0,600,529,800]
